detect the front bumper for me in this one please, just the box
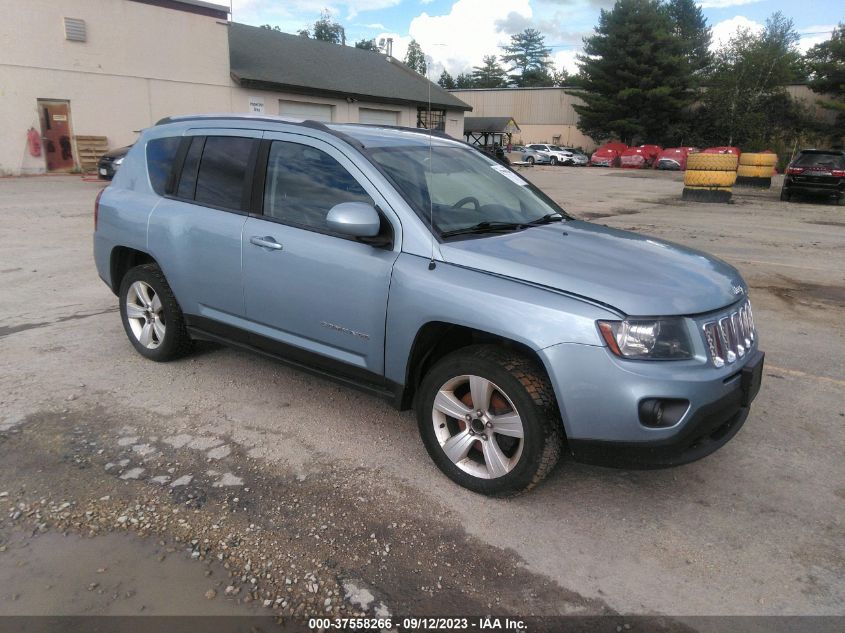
[97,159,117,180]
[540,341,764,469]
[783,176,843,198]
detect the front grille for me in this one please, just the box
[702,300,756,368]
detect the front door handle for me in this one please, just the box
[250,236,283,251]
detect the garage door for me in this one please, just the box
[358,108,399,126]
[279,100,333,122]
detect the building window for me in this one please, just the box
[417,107,445,131]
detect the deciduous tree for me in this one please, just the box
[805,24,845,143]
[404,40,428,75]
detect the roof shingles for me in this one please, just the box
[228,23,471,112]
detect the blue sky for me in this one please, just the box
[229,0,841,76]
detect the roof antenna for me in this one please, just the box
[426,57,436,271]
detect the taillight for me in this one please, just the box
[786,167,804,175]
[832,169,845,178]
[94,188,105,231]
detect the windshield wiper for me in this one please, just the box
[526,213,564,226]
[440,221,527,238]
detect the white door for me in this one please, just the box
[279,100,333,122]
[358,108,399,126]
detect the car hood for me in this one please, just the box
[439,221,745,316]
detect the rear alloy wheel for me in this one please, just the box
[119,264,192,362]
[526,156,535,165]
[416,345,562,496]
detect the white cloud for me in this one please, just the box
[553,49,580,75]
[363,22,387,29]
[697,0,762,8]
[797,24,838,53]
[710,15,763,49]
[230,0,400,25]
[383,0,533,76]
[420,0,436,4]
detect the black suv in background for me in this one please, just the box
[781,149,845,204]
[97,145,132,180]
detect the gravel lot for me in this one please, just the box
[0,168,842,621]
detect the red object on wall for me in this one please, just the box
[27,127,42,157]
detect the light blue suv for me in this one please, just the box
[94,115,764,496]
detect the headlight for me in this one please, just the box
[597,319,692,360]
[114,157,124,166]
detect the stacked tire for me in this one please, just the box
[736,152,777,188]
[682,153,738,203]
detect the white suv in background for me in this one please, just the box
[522,144,575,166]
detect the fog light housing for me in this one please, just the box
[638,398,689,428]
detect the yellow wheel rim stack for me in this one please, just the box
[736,153,777,188]
[682,153,739,202]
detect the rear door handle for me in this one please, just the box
[250,236,283,251]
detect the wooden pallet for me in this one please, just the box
[75,135,109,172]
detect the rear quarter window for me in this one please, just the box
[146,137,181,195]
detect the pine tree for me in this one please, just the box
[572,0,692,145]
[663,0,711,76]
[471,55,508,88]
[404,40,428,75]
[455,73,475,88]
[438,70,456,89]
[500,29,553,86]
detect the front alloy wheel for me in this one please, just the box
[432,375,525,480]
[416,345,562,496]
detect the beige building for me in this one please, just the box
[451,87,597,151]
[1,0,469,176]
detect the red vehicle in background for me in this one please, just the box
[620,145,662,168]
[655,147,699,170]
[703,146,741,156]
[590,142,627,167]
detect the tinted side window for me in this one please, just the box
[263,141,373,231]
[176,136,204,200]
[194,136,255,210]
[146,137,180,195]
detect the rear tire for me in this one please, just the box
[526,156,535,165]
[119,264,193,362]
[780,189,791,202]
[415,345,563,497]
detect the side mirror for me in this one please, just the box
[326,202,381,238]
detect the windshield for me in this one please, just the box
[367,145,568,237]
[549,145,564,151]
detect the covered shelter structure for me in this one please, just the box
[464,117,520,151]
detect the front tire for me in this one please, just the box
[415,345,563,497]
[119,264,192,362]
[550,157,559,166]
